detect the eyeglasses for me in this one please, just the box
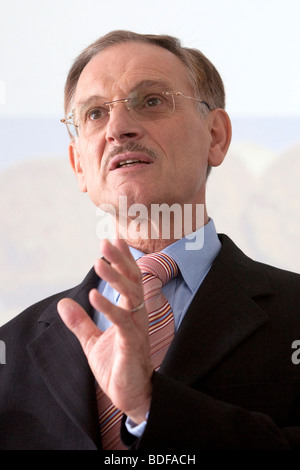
[60,87,211,138]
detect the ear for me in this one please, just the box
[207,109,232,167]
[68,140,88,193]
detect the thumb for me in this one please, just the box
[57,298,102,355]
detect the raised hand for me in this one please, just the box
[57,238,153,424]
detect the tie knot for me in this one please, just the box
[137,252,178,286]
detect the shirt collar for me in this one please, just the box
[129,218,221,293]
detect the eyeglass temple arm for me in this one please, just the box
[60,116,73,124]
[173,91,211,110]
[60,116,79,129]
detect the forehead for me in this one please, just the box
[74,42,192,100]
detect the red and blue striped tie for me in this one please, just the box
[97,252,178,449]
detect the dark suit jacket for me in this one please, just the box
[0,234,300,450]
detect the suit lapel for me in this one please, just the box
[27,268,101,448]
[160,235,273,385]
[25,235,274,443]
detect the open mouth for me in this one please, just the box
[109,153,153,171]
[117,159,150,168]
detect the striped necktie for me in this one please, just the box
[96,252,178,450]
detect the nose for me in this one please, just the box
[105,102,145,144]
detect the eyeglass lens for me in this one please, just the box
[72,86,176,137]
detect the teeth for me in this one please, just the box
[119,159,142,167]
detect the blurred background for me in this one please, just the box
[0,0,299,326]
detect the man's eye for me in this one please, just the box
[87,107,107,120]
[144,95,163,108]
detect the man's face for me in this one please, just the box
[69,42,220,212]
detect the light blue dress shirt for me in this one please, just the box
[93,218,221,333]
[93,219,221,438]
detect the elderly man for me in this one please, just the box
[0,30,299,450]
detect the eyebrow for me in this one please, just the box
[73,79,174,111]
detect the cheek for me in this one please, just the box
[169,125,209,188]
[78,139,103,176]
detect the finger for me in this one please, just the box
[89,289,149,334]
[100,239,141,282]
[89,289,128,328]
[112,237,135,262]
[89,289,148,332]
[95,257,142,308]
[96,239,144,310]
[57,298,102,356]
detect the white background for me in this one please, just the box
[1,0,300,117]
[0,0,299,325]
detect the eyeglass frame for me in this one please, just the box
[60,90,212,138]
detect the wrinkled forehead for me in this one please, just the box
[74,42,193,102]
